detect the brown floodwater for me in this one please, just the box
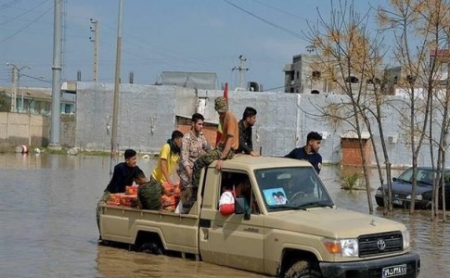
[0,153,448,277]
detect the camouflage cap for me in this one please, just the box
[214,96,228,113]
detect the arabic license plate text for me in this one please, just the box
[382,264,407,278]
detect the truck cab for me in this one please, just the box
[100,155,420,277]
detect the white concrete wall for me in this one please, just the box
[75,81,450,167]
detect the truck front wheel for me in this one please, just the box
[284,261,322,278]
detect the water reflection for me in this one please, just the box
[0,153,448,277]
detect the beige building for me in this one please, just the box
[0,86,76,114]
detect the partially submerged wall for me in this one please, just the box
[0,112,50,147]
[75,83,300,156]
[75,82,450,167]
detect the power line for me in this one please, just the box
[0,0,22,11]
[0,0,50,27]
[21,73,51,83]
[222,0,308,41]
[0,4,53,44]
[101,23,224,68]
[252,0,308,20]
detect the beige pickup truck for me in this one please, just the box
[99,155,420,278]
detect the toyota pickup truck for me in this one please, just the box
[99,155,420,278]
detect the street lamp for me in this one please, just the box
[6,63,31,112]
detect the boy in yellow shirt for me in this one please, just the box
[139,130,183,209]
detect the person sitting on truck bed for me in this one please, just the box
[97,149,140,242]
[134,169,163,210]
[186,97,239,209]
[148,130,184,200]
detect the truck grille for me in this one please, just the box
[358,231,403,257]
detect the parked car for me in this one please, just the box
[375,167,450,210]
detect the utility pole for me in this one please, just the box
[10,67,17,112]
[49,0,62,150]
[110,0,123,174]
[90,19,100,82]
[61,0,66,80]
[232,55,249,89]
[7,63,30,112]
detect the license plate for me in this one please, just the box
[382,264,407,278]
[393,199,403,205]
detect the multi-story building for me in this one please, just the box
[284,53,389,95]
[283,54,331,94]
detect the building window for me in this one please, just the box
[367,78,381,85]
[345,76,359,83]
[296,71,300,80]
[312,71,321,79]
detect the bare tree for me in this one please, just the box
[306,0,389,213]
[378,0,438,214]
[379,0,450,217]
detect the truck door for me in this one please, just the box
[199,171,265,274]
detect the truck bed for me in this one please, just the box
[100,204,200,255]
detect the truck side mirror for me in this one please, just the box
[234,197,246,215]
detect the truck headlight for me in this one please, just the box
[322,238,359,257]
[406,194,422,200]
[402,230,410,250]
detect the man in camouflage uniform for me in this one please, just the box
[177,113,211,213]
[134,169,163,210]
[184,96,239,210]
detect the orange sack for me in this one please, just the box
[125,185,138,195]
[106,193,121,206]
[106,193,138,207]
[161,182,181,211]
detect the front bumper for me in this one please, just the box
[375,195,430,209]
[320,252,420,278]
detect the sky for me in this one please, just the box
[0,0,383,92]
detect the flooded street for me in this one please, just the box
[0,153,448,277]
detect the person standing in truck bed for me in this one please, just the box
[177,113,211,213]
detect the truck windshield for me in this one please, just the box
[254,167,334,212]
